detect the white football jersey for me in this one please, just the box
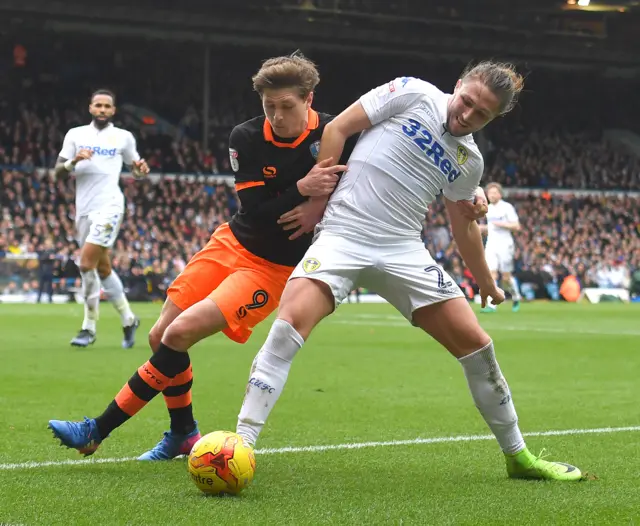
[59,122,140,216]
[322,77,484,244]
[485,199,519,247]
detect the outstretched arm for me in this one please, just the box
[445,197,504,308]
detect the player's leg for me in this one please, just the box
[97,251,139,348]
[148,298,183,353]
[501,246,521,311]
[235,277,336,447]
[376,245,581,481]
[413,299,581,480]
[46,275,54,303]
[49,229,232,456]
[49,299,218,456]
[37,273,46,303]
[71,209,122,346]
[71,239,103,346]
[138,225,294,460]
[501,271,521,311]
[137,231,237,460]
[236,236,363,448]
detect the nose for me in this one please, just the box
[460,109,473,124]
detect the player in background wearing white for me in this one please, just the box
[235,63,583,481]
[479,182,522,312]
[54,89,149,348]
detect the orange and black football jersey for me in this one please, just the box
[228,109,357,266]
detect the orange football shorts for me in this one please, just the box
[167,222,294,344]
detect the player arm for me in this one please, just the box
[443,166,494,289]
[316,101,372,166]
[494,221,520,231]
[122,132,141,169]
[445,199,494,289]
[317,78,421,166]
[122,132,149,177]
[493,207,520,231]
[54,131,77,178]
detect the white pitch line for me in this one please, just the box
[1,425,639,471]
[331,318,640,337]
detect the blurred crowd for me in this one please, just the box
[1,36,639,301]
[484,129,640,191]
[2,168,639,301]
[0,170,237,301]
[425,193,640,299]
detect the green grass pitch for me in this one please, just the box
[1,302,639,525]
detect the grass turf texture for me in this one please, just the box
[0,302,639,525]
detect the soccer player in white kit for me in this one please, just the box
[480,182,522,312]
[54,89,149,348]
[235,62,583,481]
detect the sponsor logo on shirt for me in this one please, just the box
[78,145,117,156]
[229,148,239,172]
[401,118,463,183]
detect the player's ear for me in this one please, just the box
[306,91,314,109]
[454,79,462,92]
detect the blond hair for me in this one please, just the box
[461,61,524,115]
[252,51,320,99]
[486,182,504,195]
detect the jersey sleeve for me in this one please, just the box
[505,202,519,223]
[359,77,426,126]
[442,157,484,202]
[58,130,75,160]
[122,132,141,165]
[229,125,307,222]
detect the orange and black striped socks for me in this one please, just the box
[163,364,196,435]
[94,343,191,439]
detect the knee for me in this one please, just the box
[97,265,111,281]
[474,329,492,350]
[461,327,492,356]
[276,279,334,339]
[79,263,97,274]
[162,319,193,351]
[277,307,311,340]
[148,325,163,353]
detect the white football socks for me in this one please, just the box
[509,275,522,302]
[101,271,136,326]
[236,319,304,447]
[459,341,525,455]
[80,269,101,333]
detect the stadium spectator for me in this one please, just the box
[2,167,636,301]
[36,237,56,303]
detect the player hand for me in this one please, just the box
[73,149,93,164]
[131,159,150,178]
[479,283,505,308]
[297,157,347,197]
[278,197,328,241]
[456,187,488,221]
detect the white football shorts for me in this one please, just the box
[75,205,124,249]
[290,230,463,323]
[485,243,515,273]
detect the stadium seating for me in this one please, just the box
[0,37,638,299]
